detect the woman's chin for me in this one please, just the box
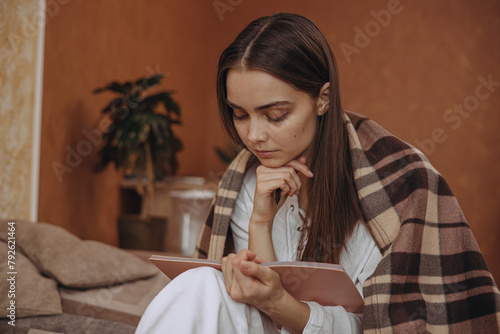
[255,157,286,168]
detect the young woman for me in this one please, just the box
[137,13,499,334]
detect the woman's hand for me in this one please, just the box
[251,155,314,226]
[221,249,311,333]
[222,249,285,312]
[248,155,314,262]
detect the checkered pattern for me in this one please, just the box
[194,111,500,332]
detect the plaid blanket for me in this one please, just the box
[194,111,500,333]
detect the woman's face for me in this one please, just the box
[226,69,323,168]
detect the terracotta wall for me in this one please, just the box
[39,1,500,281]
[39,1,225,243]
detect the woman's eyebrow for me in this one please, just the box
[226,100,293,111]
[226,100,243,110]
[256,101,292,111]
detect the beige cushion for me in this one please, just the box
[0,220,158,288]
[0,240,62,318]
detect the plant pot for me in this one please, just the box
[165,189,215,256]
[118,214,166,251]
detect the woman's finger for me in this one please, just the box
[232,261,258,297]
[236,261,285,306]
[239,260,275,284]
[222,254,235,293]
[249,254,267,264]
[283,166,302,196]
[237,249,267,264]
[257,168,298,195]
[286,157,314,179]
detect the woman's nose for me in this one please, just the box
[247,119,268,143]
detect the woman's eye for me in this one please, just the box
[267,113,287,123]
[232,113,248,121]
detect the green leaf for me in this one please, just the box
[101,98,124,114]
[156,92,181,116]
[135,74,163,90]
[93,74,183,177]
[94,81,133,95]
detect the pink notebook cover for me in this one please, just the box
[149,255,363,313]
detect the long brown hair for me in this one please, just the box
[216,13,362,263]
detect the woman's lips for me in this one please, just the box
[254,150,277,158]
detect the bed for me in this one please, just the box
[0,220,171,334]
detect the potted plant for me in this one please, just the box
[93,74,182,250]
[94,74,182,195]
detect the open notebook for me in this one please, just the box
[149,255,364,313]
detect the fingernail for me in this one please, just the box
[308,170,313,176]
[242,261,249,269]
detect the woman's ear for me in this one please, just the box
[317,82,330,116]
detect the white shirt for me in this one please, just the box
[230,161,382,333]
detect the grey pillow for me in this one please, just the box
[0,220,158,288]
[0,240,62,318]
